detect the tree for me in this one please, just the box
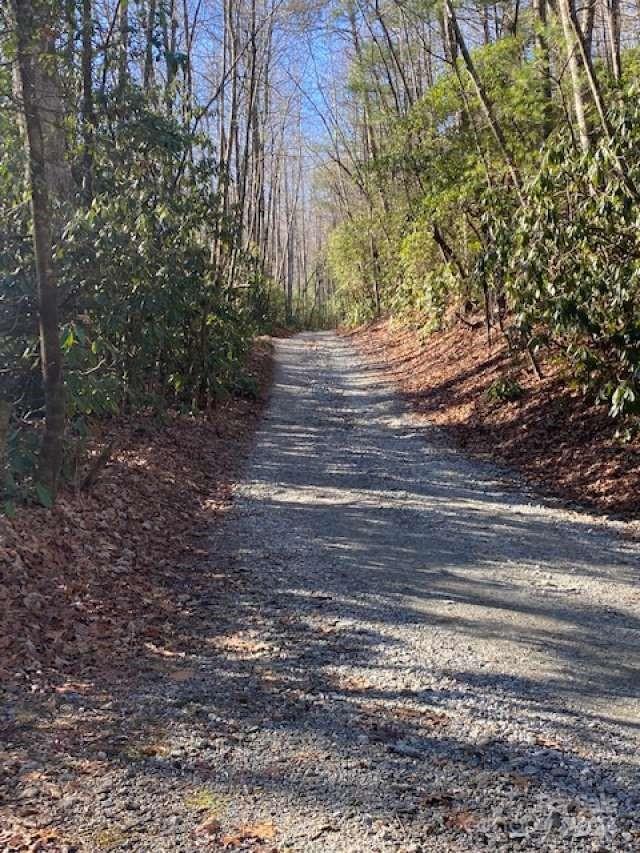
[557,0,591,152]
[10,0,67,500]
[320,0,640,419]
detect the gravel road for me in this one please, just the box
[10,331,640,851]
[200,332,640,851]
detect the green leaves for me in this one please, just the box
[610,382,639,419]
[44,92,274,417]
[0,81,279,502]
[35,482,53,509]
[329,34,640,428]
[486,377,524,404]
[498,95,640,421]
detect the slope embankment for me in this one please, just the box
[348,318,640,520]
[0,339,274,693]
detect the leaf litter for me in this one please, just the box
[0,341,273,849]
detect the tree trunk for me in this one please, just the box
[0,401,10,497]
[118,0,129,92]
[11,0,66,501]
[144,0,157,89]
[444,0,523,197]
[433,223,467,280]
[557,0,591,152]
[81,0,95,203]
[564,0,638,197]
[581,0,596,57]
[534,0,553,139]
[605,0,622,81]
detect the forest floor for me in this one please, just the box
[348,317,640,519]
[0,340,273,847]
[2,331,640,852]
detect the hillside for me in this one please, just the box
[350,319,640,518]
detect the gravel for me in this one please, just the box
[4,331,640,852]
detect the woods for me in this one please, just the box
[321,0,640,432]
[1,0,640,508]
[0,0,330,507]
[2,5,640,848]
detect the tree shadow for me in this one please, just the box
[2,332,639,849]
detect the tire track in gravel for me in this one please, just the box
[32,331,640,852]
[206,331,640,852]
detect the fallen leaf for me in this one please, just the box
[218,634,270,657]
[169,668,195,682]
[535,734,563,750]
[446,810,477,833]
[222,821,277,847]
[310,823,339,840]
[195,816,222,837]
[334,674,374,692]
[389,705,449,725]
[420,791,455,806]
[510,773,532,790]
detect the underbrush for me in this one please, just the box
[0,339,273,690]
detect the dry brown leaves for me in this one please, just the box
[509,773,534,791]
[535,733,564,750]
[356,700,449,739]
[216,632,271,658]
[0,341,273,692]
[331,674,375,692]
[388,705,449,727]
[0,826,72,852]
[194,817,278,849]
[445,809,478,833]
[348,319,640,517]
[222,821,277,847]
[195,815,223,837]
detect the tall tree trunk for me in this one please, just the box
[581,0,596,57]
[161,0,177,113]
[605,0,622,81]
[373,0,414,107]
[0,401,10,497]
[564,0,638,197]
[481,3,491,44]
[557,0,591,152]
[11,0,66,500]
[509,0,521,35]
[534,0,553,139]
[118,0,129,92]
[444,0,523,196]
[81,0,95,203]
[64,0,76,68]
[355,0,401,113]
[144,0,157,89]
[369,229,381,316]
